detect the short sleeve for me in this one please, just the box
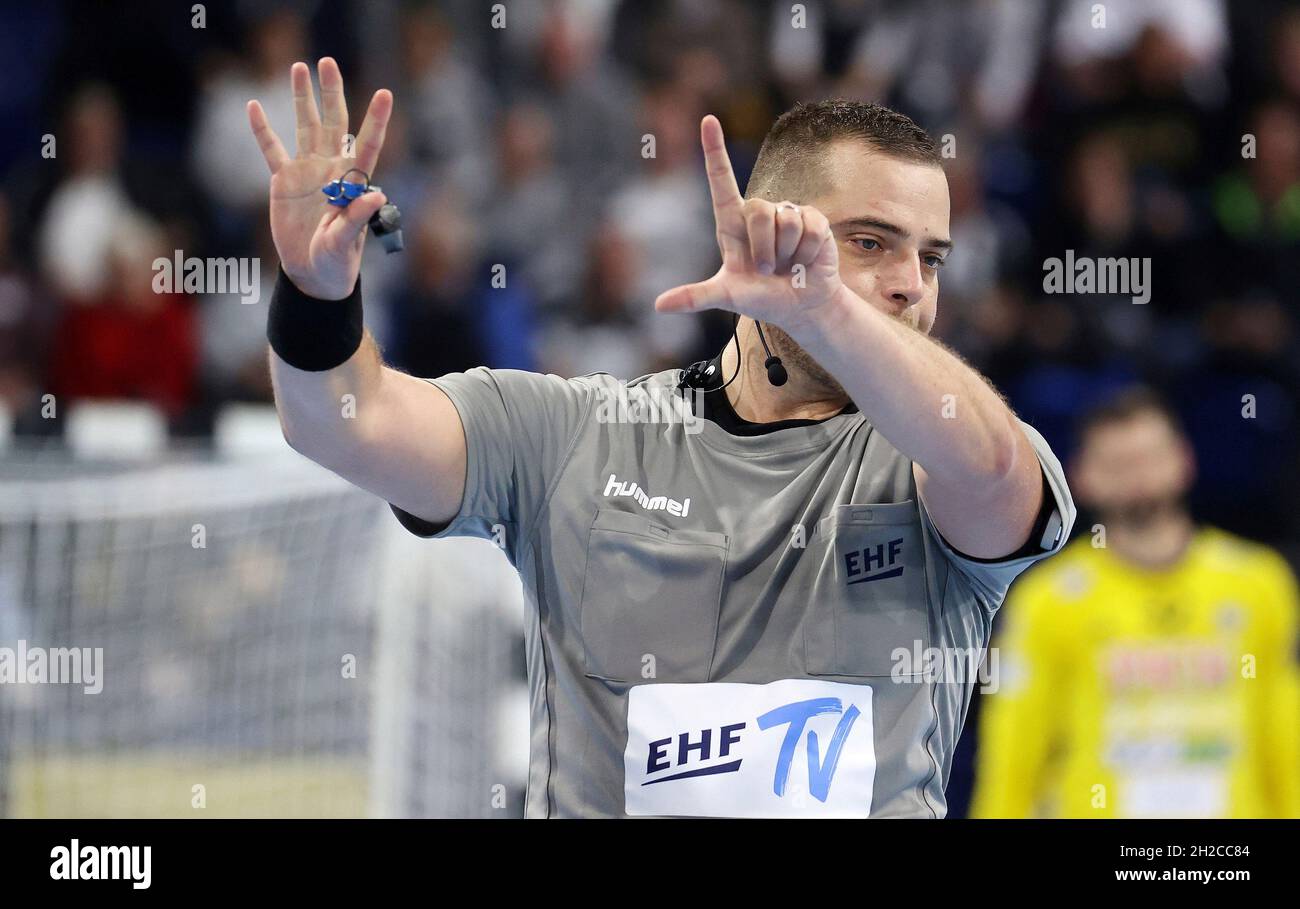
[389,367,594,564]
[918,420,1077,613]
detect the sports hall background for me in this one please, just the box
[0,0,1298,817]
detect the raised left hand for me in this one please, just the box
[653,115,845,332]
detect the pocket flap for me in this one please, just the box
[581,508,729,683]
[591,509,728,549]
[817,499,917,539]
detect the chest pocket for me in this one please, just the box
[578,508,729,683]
[804,500,931,678]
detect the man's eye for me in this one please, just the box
[854,238,880,251]
[924,255,946,269]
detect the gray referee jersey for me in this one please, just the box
[394,366,1076,817]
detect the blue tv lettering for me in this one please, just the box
[757,697,860,801]
[805,704,860,800]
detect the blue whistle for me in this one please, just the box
[322,168,374,206]
[322,179,370,206]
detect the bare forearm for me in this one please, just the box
[269,334,467,524]
[791,286,1026,484]
[269,332,384,465]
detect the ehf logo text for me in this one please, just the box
[844,536,904,584]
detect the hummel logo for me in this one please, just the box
[603,474,691,517]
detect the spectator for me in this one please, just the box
[0,197,49,420]
[191,9,307,218]
[399,4,495,205]
[484,103,584,313]
[48,213,197,418]
[605,85,715,367]
[536,222,650,379]
[36,83,132,302]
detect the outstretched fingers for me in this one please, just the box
[654,274,730,314]
[353,89,393,176]
[317,57,349,155]
[291,61,323,157]
[247,100,290,174]
[700,115,748,263]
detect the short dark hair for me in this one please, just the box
[747,99,941,202]
[1076,386,1183,444]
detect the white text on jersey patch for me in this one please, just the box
[603,473,691,517]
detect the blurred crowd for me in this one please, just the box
[2,0,1300,549]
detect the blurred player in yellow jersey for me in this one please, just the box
[971,387,1300,818]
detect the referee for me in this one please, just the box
[250,58,1076,818]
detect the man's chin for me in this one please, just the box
[1098,496,1186,531]
[765,325,848,398]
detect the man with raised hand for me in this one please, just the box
[251,58,1075,818]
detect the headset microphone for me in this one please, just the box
[754,322,787,387]
[678,316,788,393]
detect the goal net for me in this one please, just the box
[0,447,526,818]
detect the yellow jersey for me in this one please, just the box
[970,526,1300,818]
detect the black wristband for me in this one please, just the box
[267,267,364,371]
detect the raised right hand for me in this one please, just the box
[247,57,392,300]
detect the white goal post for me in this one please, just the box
[0,442,526,818]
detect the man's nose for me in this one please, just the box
[880,252,926,311]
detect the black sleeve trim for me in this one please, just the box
[389,503,452,538]
[941,468,1057,564]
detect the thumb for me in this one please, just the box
[654,275,730,314]
[326,190,388,248]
